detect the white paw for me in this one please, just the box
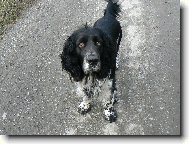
[104,107,117,123]
[78,101,91,114]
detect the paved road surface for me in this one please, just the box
[0,0,180,135]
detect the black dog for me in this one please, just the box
[60,0,122,122]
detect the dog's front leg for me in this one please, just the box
[101,78,117,122]
[78,89,92,114]
[76,77,93,115]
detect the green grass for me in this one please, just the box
[0,0,36,37]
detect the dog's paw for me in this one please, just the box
[78,101,91,115]
[104,107,117,123]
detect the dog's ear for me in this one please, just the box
[60,34,84,82]
[98,32,117,79]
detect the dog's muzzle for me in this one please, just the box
[82,53,101,74]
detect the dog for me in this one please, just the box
[60,0,122,122]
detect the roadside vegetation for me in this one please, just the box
[0,0,36,39]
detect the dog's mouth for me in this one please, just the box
[82,58,101,74]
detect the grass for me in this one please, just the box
[0,0,36,38]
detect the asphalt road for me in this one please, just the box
[0,0,180,135]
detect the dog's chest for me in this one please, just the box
[76,75,112,98]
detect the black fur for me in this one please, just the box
[60,34,84,81]
[60,0,122,82]
[60,0,122,122]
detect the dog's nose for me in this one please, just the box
[87,53,99,65]
[88,58,99,66]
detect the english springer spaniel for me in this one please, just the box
[60,0,122,122]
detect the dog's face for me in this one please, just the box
[61,27,113,81]
[75,29,103,74]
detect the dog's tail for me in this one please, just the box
[104,0,121,18]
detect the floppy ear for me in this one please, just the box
[60,34,84,82]
[97,32,117,79]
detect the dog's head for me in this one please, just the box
[60,27,115,81]
[76,28,102,74]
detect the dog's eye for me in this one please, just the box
[96,41,101,46]
[79,42,85,48]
